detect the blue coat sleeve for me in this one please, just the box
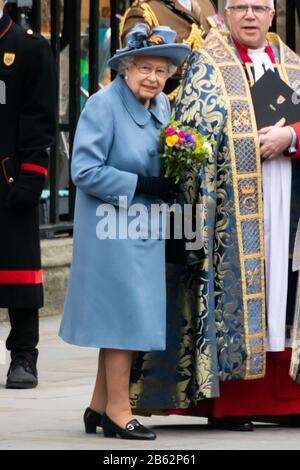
[71,92,138,207]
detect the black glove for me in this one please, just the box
[136,175,181,202]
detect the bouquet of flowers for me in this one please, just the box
[160,119,214,185]
[160,120,214,265]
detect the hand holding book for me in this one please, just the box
[251,69,300,129]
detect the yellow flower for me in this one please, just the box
[166,135,179,147]
[195,134,203,153]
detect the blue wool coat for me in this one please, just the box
[59,75,171,351]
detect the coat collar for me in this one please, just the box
[113,75,166,126]
[0,12,13,40]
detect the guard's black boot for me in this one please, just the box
[6,355,38,389]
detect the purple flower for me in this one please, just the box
[184,134,196,147]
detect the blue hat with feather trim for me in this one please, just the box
[108,23,191,71]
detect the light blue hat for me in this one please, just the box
[108,23,191,71]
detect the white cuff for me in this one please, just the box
[287,126,298,153]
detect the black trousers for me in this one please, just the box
[5,308,39,364]
[286,260,299,325]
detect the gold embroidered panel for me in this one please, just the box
[277,37,300,384]
[203,31,266,379]
[238,178,259,216]
[233,138,258,174]
[219,65,247,97]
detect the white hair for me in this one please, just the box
[118,55,177,78]
[118,55,135,76]
[225,1,275,7]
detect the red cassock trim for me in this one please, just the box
[0,270,43,284]
[20,163,48,176]
[290,122,300,159]
[232,36,276,65]
[166,350,300,418]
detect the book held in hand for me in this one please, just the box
[250,68,300,129]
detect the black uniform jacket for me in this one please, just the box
[0,12,56,308]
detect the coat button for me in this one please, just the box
[148,149,156,158]
[8,177,14,184]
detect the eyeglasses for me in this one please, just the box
[133,62,168,79]
[226,4,273,16]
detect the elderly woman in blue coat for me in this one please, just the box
[59,23,190,440]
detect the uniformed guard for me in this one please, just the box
[120,0,222,99]
[0,0,56,388]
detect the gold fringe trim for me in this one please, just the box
[140,3,160,27]
[183,23,204,52]
[119,8,130,47]
[168,25,204,102]
[119,3,159,47]
[167,85,180,102]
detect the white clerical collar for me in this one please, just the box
[248,47,274,81]
[248,47,267,55]
[177,0,192,11]
[0,11,3,19]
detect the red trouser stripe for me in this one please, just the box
[0,270,43,284]
[20,163,48,176]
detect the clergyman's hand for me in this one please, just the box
[258,118,292,160]
[258,117,286,135]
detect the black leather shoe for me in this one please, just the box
[6,356,38,389]
[83,407,103,433]
[102,414,156,440]
[208,417,254,432]
[287,414,300,427]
